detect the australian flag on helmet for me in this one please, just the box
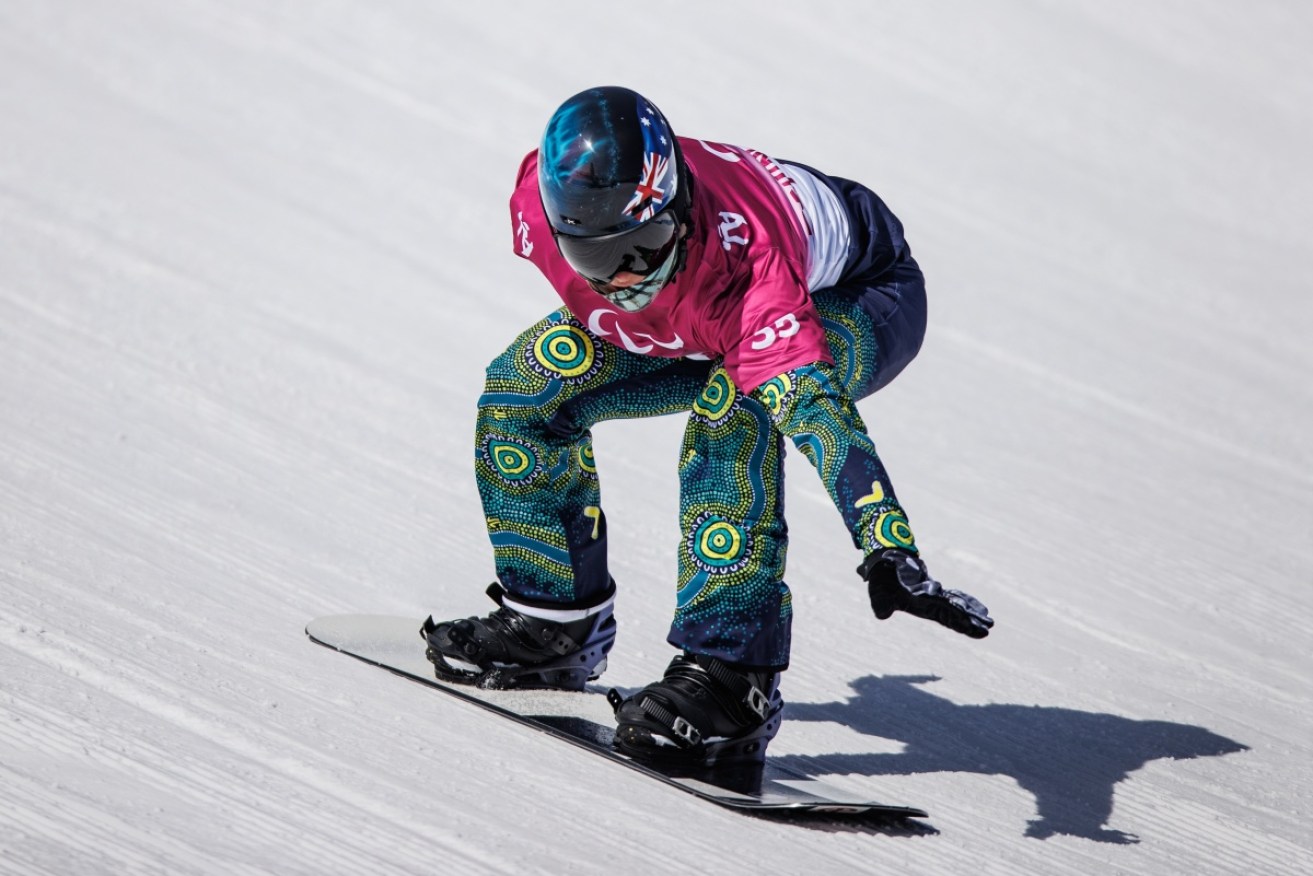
[538,86,681,237]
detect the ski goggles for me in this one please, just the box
[554,210,681,288]
[593,244,681,312]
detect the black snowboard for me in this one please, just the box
[306,615,928,820]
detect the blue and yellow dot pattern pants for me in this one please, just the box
[475,256,926,669]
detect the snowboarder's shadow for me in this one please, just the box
[774,674,1248,843]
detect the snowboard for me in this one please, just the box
[306,614,928,820]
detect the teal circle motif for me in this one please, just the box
[757,374,793,416]
[528,322,601,383]
[578,440,597,475]
[485,437,540,482]
[688,513,751,573]
[693,371,736,423]
[873,510,916,550]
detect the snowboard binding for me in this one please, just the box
[421,583,616,691]
[608,652,783,767]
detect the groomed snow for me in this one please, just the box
[2,2,1310,874]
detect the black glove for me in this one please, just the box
[858,549,994,639]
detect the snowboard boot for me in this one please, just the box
[608,652,783,767]
[421,582,616,691]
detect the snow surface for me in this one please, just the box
[2,1,1311,873]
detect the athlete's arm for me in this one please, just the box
[750,361,917,557]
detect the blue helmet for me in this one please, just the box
[537,86,691,310]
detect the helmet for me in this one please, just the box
[538,86,691,311]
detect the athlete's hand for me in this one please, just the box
[859,549,994,639]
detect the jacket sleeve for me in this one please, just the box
[750,361,917,557]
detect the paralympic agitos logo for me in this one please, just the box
[585,308,709,360]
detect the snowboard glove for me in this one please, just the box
[859,549,994,639]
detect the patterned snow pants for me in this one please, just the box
[477,254,925,670]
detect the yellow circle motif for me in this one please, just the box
[533,325,595,378]
[488,439,536,479]
[758,374,793,416]
[693,371,736,420]
[698,520,743,563]
[874,510,916,550]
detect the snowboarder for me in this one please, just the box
[423,86,993,766]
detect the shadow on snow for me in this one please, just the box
[773,674,1248,843]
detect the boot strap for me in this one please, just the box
[698,656,771,721]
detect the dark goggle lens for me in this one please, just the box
[555,211,679,283]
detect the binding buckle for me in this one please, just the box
[639,695,703,748]
[671,716,701,747]
[699,655,772,721]
[745,685,769,721]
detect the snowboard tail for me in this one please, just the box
[306,614,928,819]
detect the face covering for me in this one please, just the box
[598,242,680,312]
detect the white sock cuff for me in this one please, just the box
[502,591,615,624]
